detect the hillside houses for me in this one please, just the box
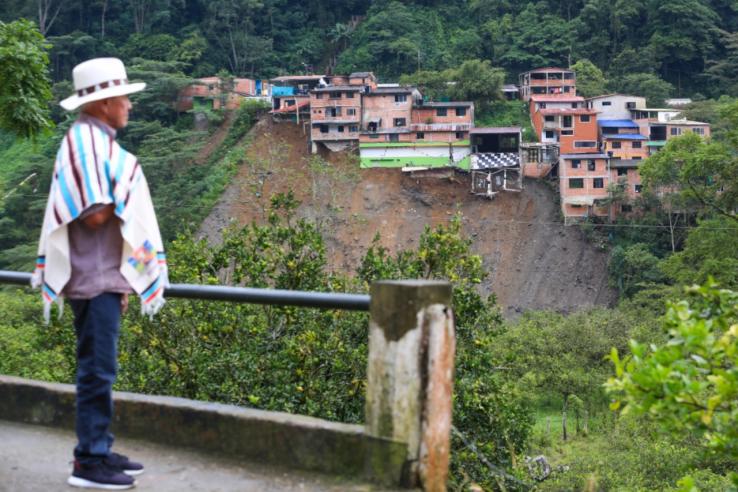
[177,76,270,111]
[522,69,712,221]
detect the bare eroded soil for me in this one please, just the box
[200,118,616,317]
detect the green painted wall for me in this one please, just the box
[360,155,470,170]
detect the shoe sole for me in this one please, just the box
[123,469,144,477]
[67,475,136,490]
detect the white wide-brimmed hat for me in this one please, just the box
[60,57,146,111]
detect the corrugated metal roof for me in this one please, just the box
[603,133,648,140]
[598,119,639,128]
[539,108,597,115]
[312,85,362,92]
[470,127,521,135]
[610,159,642,168]
[270,75,325,82]
[530,95,584,102]
[521,67,573,74]
[560,153,608,159]
[420,101,473,108]
[367,87,414,94]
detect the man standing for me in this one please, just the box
[33,58,168,490]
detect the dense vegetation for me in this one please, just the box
[2,1,738,490]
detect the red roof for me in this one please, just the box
[530,95,584,102]
[539,108,598,115]
[524,67,574,74]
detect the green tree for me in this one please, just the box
[0,19,53,138]
[640,132,738,222]
[610,72,674,106]
[607,282,738,486]
[608,243,665,298]
[570,58,607,97]
[661,217,738,289]
[446,59,505,112]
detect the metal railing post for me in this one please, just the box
[365,280,456,492]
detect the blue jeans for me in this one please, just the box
[69,293,121,464]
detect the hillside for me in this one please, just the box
[200,118,616,316]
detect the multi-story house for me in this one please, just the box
[529,95,599,154]
[177,76,270,111]
[519,67,576,101]
[559,153,611,220]
[309,85,362,151]
[411,101,474,143]
[586,94,646,120]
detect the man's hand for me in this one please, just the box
[82,204,115,229]
[121,293,129,314]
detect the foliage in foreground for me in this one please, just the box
[608,281,738,487]
[0,195,530,490]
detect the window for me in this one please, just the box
[545,115,555,122]
[671,127,681,136]
[626,101,636,109]
[338,126,344,133]
[456,132,465,139]
[329,92,341,99]
[632,141,642,148]
[389,134,399,142]
[346,92,354,98]
[602,101,612,106]
[561,130,573,135]
[574,141,597,148]
[571,159,581,169]
[580,115,590,123]
[569,178,584,189]
[346,108,356,116]
[587,160,596,171]
[545,131,555,139]
[593,178,604,188]
[635,184,642,193]
[632,156,642,160]
[437,108,447,116]
[349,126,358,132]
[571,103,578,109]
[693,127,705,135]
[617,168,628,176]
[417,132,425,140]
[394,118,406,127]
[327,107,341,117]
[563,116,573,128]
[315,93,323,99]
[320,125,329,134]
[539,103,546,109]
[611,141,622,149]
[621,204,633,213]
[394,94,407,103]
[456,107,467,117]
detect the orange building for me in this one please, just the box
[359,87,417,144]
[310,85,362,147]
[558,153,610,219]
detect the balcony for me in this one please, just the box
[410,123,471,132]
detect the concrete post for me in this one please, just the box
[366,280,455,491]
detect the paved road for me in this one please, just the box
[0,420,402,492]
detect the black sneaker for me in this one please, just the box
[67,460,136,489]
[105,452,145,476]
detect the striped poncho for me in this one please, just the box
[32,118,168,321]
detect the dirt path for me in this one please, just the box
[200,119,617,317]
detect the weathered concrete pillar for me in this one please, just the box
[366,280,456,491]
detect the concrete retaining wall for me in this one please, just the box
[0,375,407,486]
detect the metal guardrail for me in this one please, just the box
[0,270,370,311]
